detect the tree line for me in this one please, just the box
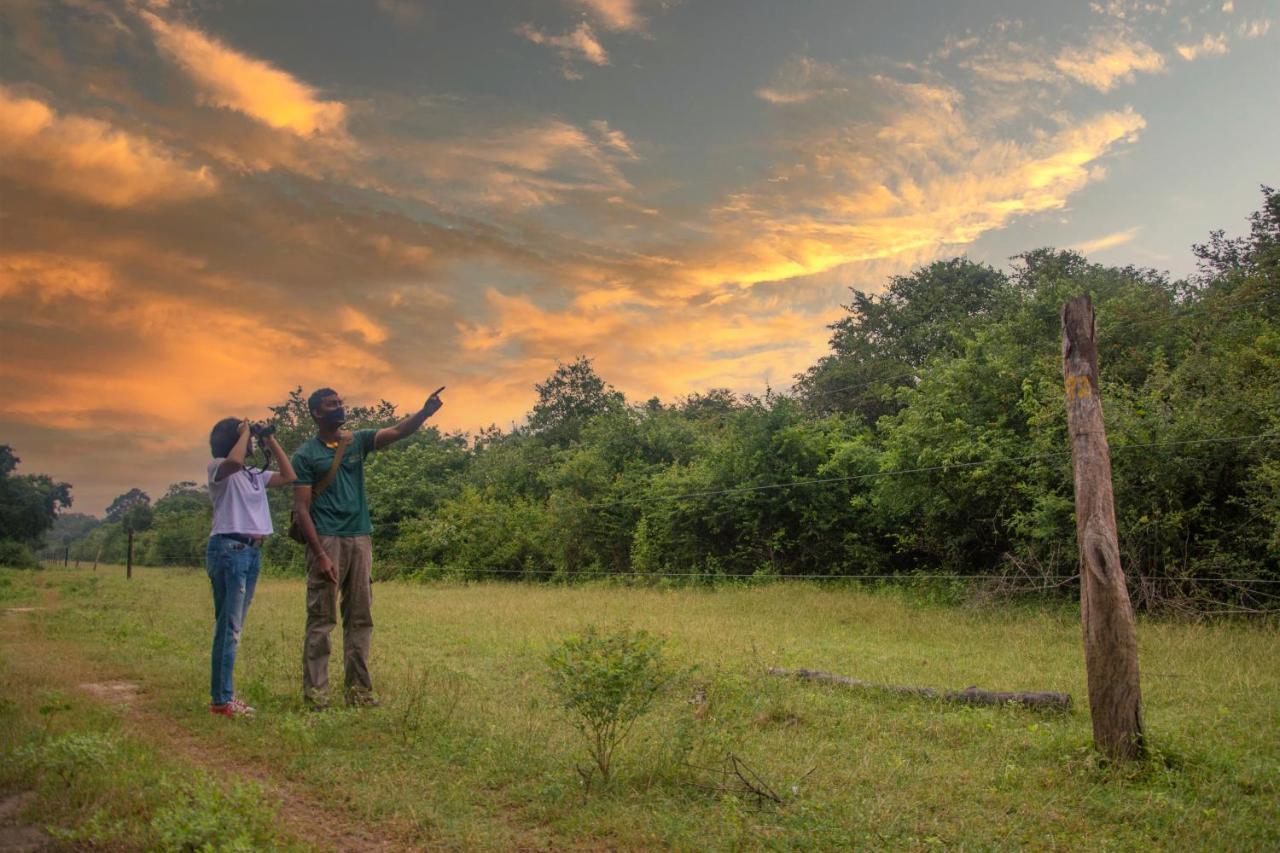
[19,188,1279,609]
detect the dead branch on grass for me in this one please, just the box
[768,667,1071,712]
[685,754,815,809]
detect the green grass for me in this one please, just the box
[3,565,1278,850]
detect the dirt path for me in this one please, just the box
[1,581,418,852]
[0,791,50,853]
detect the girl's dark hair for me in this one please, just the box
[209,418,241,458]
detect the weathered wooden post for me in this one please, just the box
[1061,294,1145,761]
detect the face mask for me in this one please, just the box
[323,406,347,425]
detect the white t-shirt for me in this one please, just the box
[207,460,274,536]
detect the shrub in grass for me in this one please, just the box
[19,731,117,787]
[150,776,277,852]
[547,625,669,786]
[0,538,39,568]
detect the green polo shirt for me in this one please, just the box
[292,429,378,537]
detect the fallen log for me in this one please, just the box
[768,667,1071,712]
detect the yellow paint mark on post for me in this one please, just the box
[1065,375,1092,402]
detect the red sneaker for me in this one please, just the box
[228,697,257,717]
[209,702,235,718]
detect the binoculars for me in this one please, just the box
[250,422,277,439]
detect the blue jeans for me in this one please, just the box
[206,535,261,705]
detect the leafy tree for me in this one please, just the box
[0,445,16,477]
[41,513,100,560]
[796,258,1013,420]
[105,488,150,524]
[267,386,399,454]
[145,481,210,566]
[155,482,207,514]
[0,445,73,552]
[122,504,154,535]
[1192,184,1279,281]
[528,357,625,446]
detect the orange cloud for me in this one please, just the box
[518,22,610,76]
[946,23,1168,97]
[0,243,403,515]
[141,10,347,137]
[0,86,216,207]
[756,57,850,104]
[662,69,1147,296]
[1053,31,1166,90]
[1237,19,1271,38]
[411,117,634,209]
[1069,226,1142,254]
[340,306,390,345]
[571,0,646,33]
[590,120,638,158]
[457,289,643,355]
[0,253,114,301]
[449,283,831,410]
[1174,33,1229,60]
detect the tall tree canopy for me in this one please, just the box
[0,445,72,547]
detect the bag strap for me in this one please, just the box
[312,433,351,498]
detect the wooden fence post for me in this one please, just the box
[1062,294,1145,761]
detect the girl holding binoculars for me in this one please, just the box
[205,418,295,718]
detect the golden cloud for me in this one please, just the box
[518,22,610,76]
[340,306,391,345]
[0,253,114,301]
[1237,19,1271,38]
[0,241,406,510]
[1174,33,1230,60]
[451,285,831,409]
[1052,31,1166,90]
[755,57,850,104]
[1069,226,1142,254]
[571,0,646,33]
[662,69,1147,296]
[0,86,216,207]
[141,10,348,137]
[411,117,634,209]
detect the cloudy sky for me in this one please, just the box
[1,0,1276,514]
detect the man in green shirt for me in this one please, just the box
[292,385,444,708]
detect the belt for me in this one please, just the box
[215,533,264,548]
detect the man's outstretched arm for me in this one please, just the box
[373,387,445,450]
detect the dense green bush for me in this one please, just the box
[0,539,39,568]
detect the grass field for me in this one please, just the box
[2,565,1278,850]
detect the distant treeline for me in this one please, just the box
[42,188,1279,607]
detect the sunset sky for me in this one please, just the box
[1,0,1276,515]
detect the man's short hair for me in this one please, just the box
[308,387,338,415]
[209,417,241,458]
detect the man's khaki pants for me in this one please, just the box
[303,535,374,705]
